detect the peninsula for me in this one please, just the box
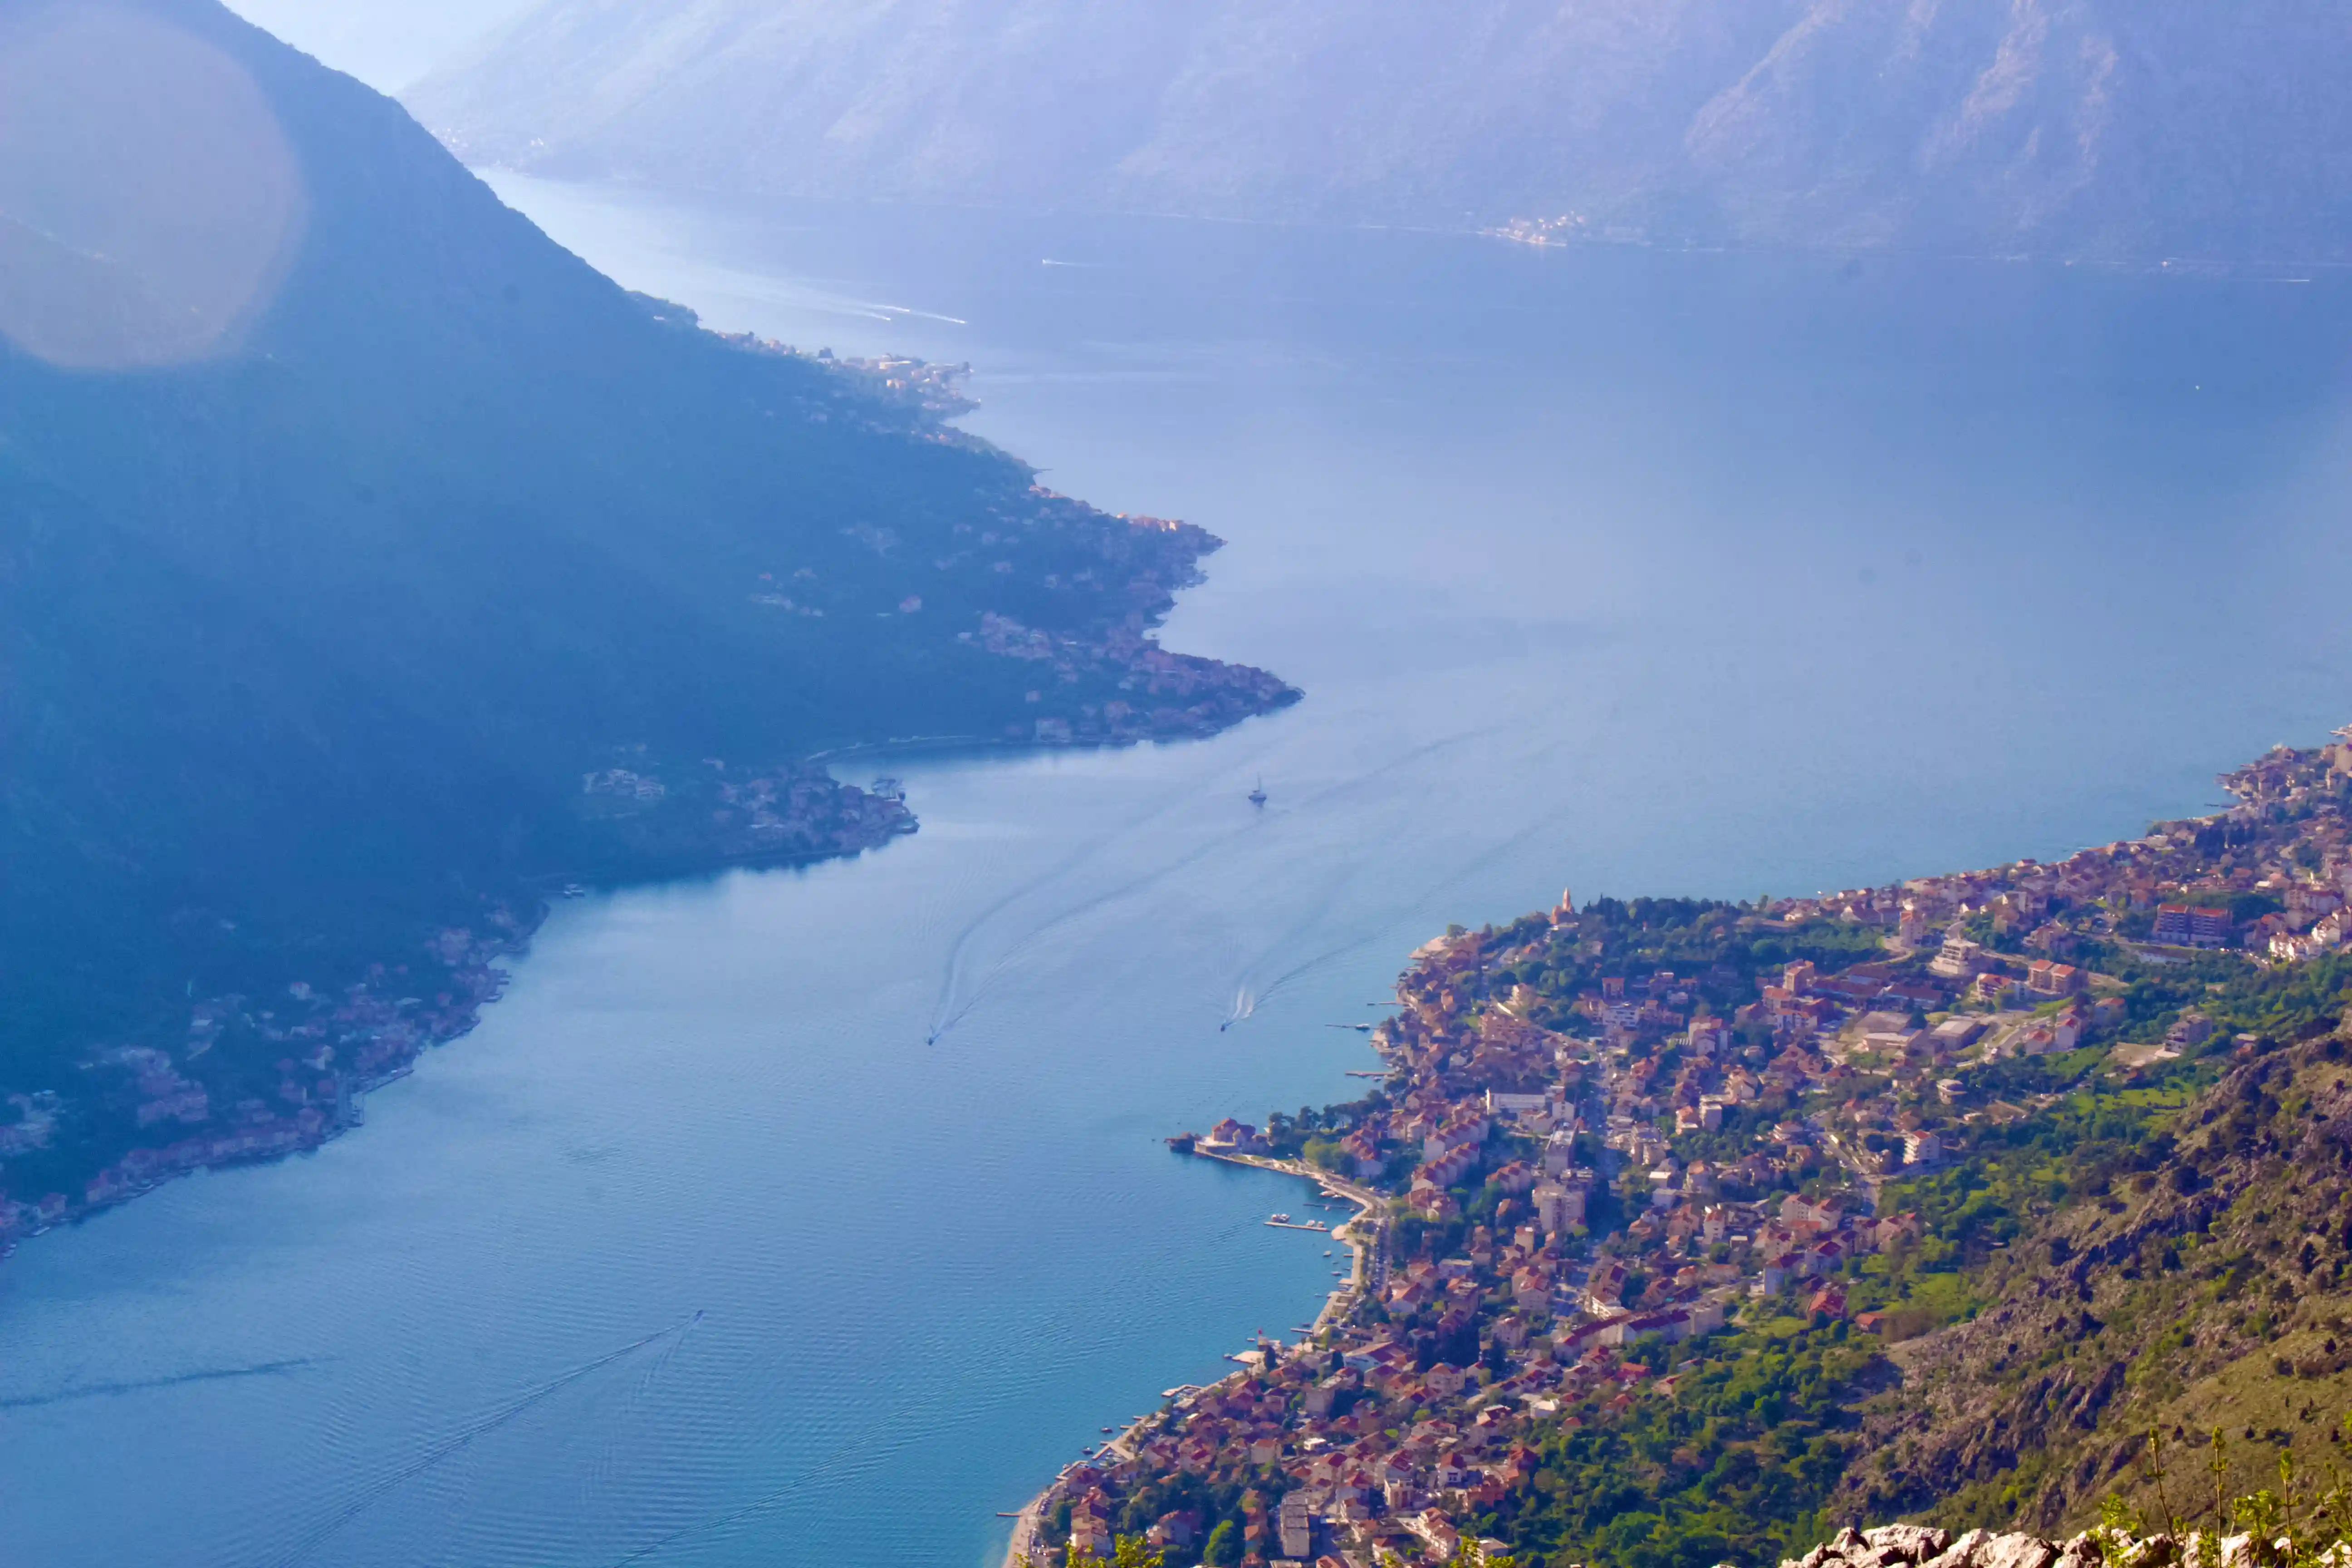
[0,0,1294,1260]
[1017,728,2352,1568]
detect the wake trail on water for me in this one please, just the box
[927,830,1141,1043]
[947,808,1284,1038]
[1220,729,1588,1029]
[1284,718,1518,816]
[601,1386,958,1567]
[271,1317,695,1567]
[1219,928,1385,1029]
[0,1357,319,1411]
[926,766,1250,1042]
[935,717,1538,1042]
[950,720,1527,1040]
[642,1308,706,1389]
[1220,897,1377,1029]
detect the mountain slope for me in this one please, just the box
[406,0,2352,265]
[0,0,1290,1224]
[1835,1035,2352,1534]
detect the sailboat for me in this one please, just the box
[1248,777,1268,807]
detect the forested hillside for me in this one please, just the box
[0,0,1291,1231]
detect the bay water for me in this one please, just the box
[6,191,2352,1566]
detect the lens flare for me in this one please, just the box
[0,2,306,370]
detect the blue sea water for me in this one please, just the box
[6,191,2352,1567]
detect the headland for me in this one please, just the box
[1007,726,2352,1568]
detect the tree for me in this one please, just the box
[1039,1534,1165,1568]
[1202,1519,1239,1566]
[1457,1542,1519,1568]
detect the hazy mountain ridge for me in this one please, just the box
[407,0,2352,265]
[0,0,1291,1225]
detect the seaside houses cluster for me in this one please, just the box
[1783,733,2352,971]
[1083,735,2352,1568]
[0,923,526,1253]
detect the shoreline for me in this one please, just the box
[0,904,548,1265]
[998,1153,1386,1568]
[0,767,925,1265]
[0,686,1307,1266]
[985,725,2352,1568]
[1196,1152,1387,1333]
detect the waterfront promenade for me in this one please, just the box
[999,1151,1386,1568]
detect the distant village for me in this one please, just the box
[0,374,1307,1266]
[1014,730,2352,1568]
[0,920,527,1250]
[0,751,957,1251]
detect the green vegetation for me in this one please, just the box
[1041,1535,1167,1568]
[1831,1034,2352,1534]
[2095,1424,2352,1566]
[1878,1083,2185,1272]
[1481,1020,2352,1567]
[1488,901,1885,1033]
[0,2,1289,1217]
[1113,1475,1257,1556]
[1489,1325,1879,1568]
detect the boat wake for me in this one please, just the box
[0,1357,320,1411]
[934,716,1540,1043]
[598,1336,988,1568]
[272,1316,699,1567]
[1214,739,1578,1034]
[928,769,1281,1043]
[1219,938,1368,1029]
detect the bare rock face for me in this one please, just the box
[1781,1529,2101,1568]
[1865,1527,1953,1565]
[1779,1525,2056,1568]
[1770,1527,2350,1568]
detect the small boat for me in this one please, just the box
[1102,1427,1113,1434]
[561,884,587,899]
[1270,1212,1290,1223]
[1248,778,1268,807]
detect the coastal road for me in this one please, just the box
[996,1151,1387,1568]
[1189,1150,1388,1327]
[1001,1395,1165,1568]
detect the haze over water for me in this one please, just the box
[6,190,2352,1567]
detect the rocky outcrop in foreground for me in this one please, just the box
[1770,1526,2350,1568]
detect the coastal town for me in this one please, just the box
[0,763,932,1257]
[0,918,530,1252]
[1010,730,2352,1568]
